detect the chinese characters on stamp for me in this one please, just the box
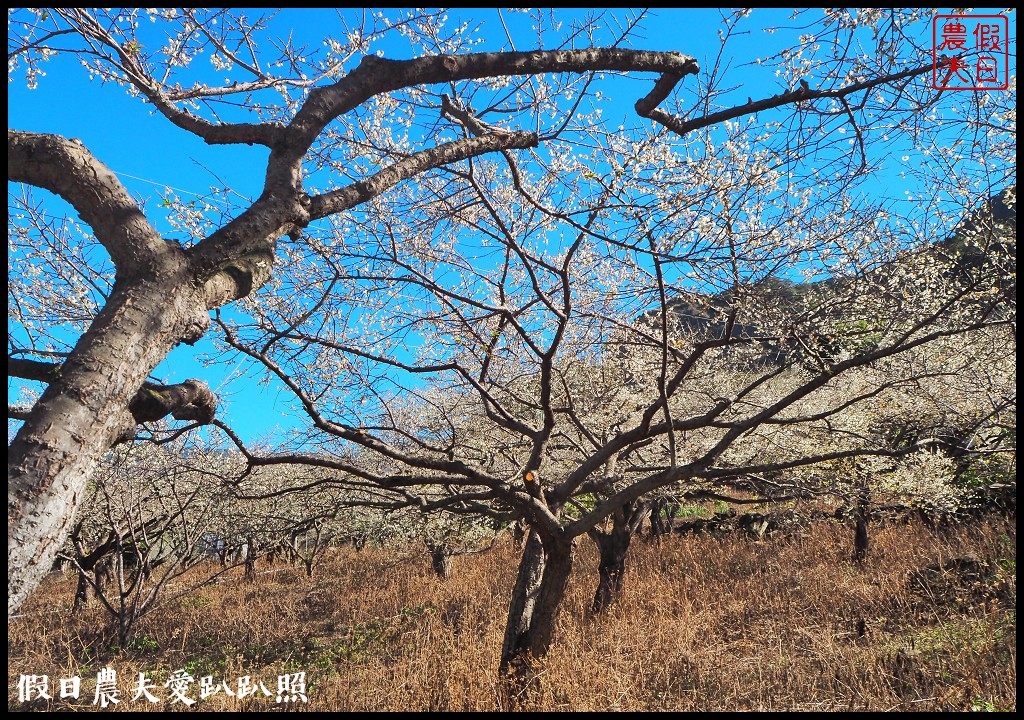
[933,14,1009,90]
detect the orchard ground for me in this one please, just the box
[9,511,1015,712]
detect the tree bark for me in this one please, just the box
[854,510,869,563]
[8,273,207,616]
[9,357,217,429]
[499,530,546,677]
[7,130,226,616]
[7,130,292,616]
[72,570,92,613]
[498,529,576,704]
[647,495,678,537]
[589,500,648,613]
[590,525,632,614]
[525,536,575,659]
[511,519,527,549]
[425,541,455,579]
[244,536,257,581]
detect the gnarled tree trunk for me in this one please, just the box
[588,500,649,614]
[647,495,679,537]
[498,529,576,704]
[8,276,206,616]
[7,130,252,616]
[425,540,455,579]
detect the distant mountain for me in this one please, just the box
[648,185,1016,356]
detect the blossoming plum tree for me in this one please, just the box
[8,9,1015,684]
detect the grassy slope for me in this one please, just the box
[8,513,1016,712]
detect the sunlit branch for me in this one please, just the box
[642,62,937,137]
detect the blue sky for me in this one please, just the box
[8,8,1015,444]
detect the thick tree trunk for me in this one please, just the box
[244,537,257,581]
[854,511,869,563]
[500,530,546,676]
[425,541,454,579]
[590,524,633,614]
[94,557,111,601]
[72,570,92,613]
[498,530,575,703]
[647,496,677,537]
[590,500,647,613]
[8,274,206,616]
[7,131,284,618]
[511,519,527,549]
[853,486,871,564]
[525,537,575,658]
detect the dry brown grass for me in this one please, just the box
[8,514,1016,712]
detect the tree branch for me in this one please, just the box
[8,130,175,276]
[308,132,538,219]
[8,357,216,428]
[639,62,936,136]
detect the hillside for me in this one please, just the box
[8,514,1016,712]
[653,184,1016,347]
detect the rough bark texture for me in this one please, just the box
[854,507,870,564]
[499,530,576,704]
[500,530,547,677]
[525,537,575,659]
[72,570,92,613]
[244,537,257,581]
[428,546,454,580]
[69,526,118,614]
[589,501,649,613]
[590,525,632,614]
[8,130,182,271]
[8,275,205,615]
[648,496,680,536]
[8,358,216,427]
